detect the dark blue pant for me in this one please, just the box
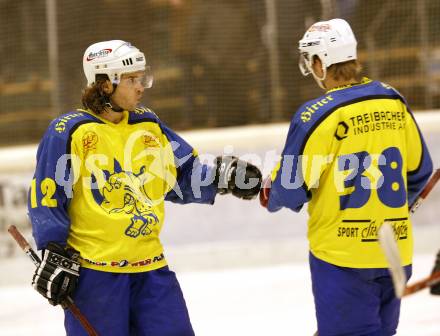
[65,266,194,336]
[310,252,412,336]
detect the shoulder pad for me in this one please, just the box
[380,81,403,96]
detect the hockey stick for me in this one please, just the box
[403,270,440,296]
[378,168,440,298]
[7,225,99,336]
[409,168,440,213]
[378,222,407,297]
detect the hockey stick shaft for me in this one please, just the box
[380,169,440,297]
[7,225,99,336]
[401,169,440,296]
[403,270,440,296]
[409,168,440,213]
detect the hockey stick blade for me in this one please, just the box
[7,225,99,336]
[378,222,406,298]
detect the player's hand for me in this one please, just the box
[430,250,440,295]
[32,242,80,306]
[259,176,271,208]
[215,156,262,200]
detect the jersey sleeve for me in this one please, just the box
[160,123,217,205]
[267,118,311,212]
[405,110,433,205]
[28,126,77,250]
[267,103,336,213]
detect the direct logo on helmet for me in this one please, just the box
[86,48,112,62]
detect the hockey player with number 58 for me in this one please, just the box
[260,19,433,335]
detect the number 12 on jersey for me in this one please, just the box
[30,178,58,208]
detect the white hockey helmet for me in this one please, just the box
[298,18,357,77]
[83,40,153,88]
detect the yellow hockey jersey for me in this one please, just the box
[268,78,433,268]
[29,107,217,273]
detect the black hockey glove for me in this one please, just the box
[430,250,440,295]
[32,242,80,306]
[214,156,262,200]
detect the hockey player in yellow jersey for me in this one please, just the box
[260,19,433,335]
[29,40,262,335]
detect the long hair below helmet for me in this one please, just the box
[81,74,113,114]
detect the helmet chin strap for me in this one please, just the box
[103,84,124,112]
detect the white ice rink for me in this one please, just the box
[0,253,439,336]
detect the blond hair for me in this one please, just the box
[327,60,363,82]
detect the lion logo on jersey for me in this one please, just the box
[91,159,159,238]
[82,131,98,156]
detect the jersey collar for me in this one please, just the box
[79,108,129,126]
[326,77,372,93]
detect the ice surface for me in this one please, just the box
[0,253,439,336]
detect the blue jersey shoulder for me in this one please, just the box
[292,92,344,135]
[129,106,161,124]
[293,79,403,130]
[372,80,408,105]
[47,110,101,139]
[327,79,404,105]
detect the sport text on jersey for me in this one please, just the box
[337,218,408,243]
